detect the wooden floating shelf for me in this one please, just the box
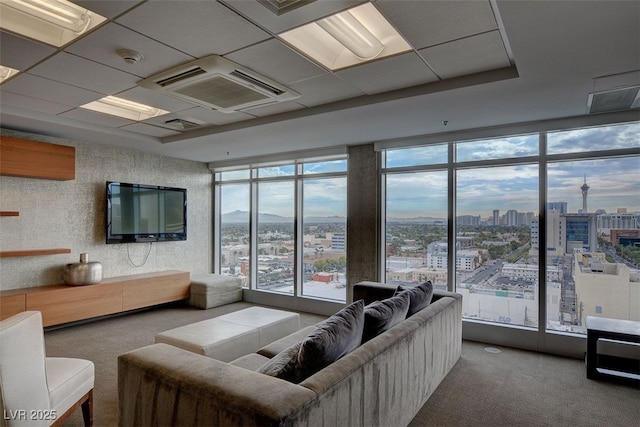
[0,136,75,181]
[0,211,19,216]
[0,248,72,258]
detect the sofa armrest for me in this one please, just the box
[352,281,396,304]
[352,281,456,305]
[118,343,316,426]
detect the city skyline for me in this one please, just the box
[222,160,639,220]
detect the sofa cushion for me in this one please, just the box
[395,281,434,317]
[230,353,271,371]
[362,291,410,343]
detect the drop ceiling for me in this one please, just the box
[0,0,638,163]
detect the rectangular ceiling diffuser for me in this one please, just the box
[139,55,300,113]
[588,86,640,114]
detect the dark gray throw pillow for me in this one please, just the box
[256,341,302,382]
[362,291,410,343]
[395,281,434,317]
[289,299,365,383]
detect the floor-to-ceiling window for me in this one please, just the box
[301,160,347,301]
[456,163,539,328]
[545,123,640,334]
[213,155,347,303]
[380,121,639,350]
[382,144,449,290]
[218,170,251,287]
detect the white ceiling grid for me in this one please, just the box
[0,0,637,162]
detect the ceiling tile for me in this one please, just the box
[243,101,306,118]
[289,74,365,107]
[120,122,181,138]
[59,107,135,127]
[73,1,144,20]
[0,91,72,115]
[27,52,138,95]
[0,32,56,71]
[65,23,195,78]
[376,0,497,49]
[1,73,103,106]
[225,39,325,86]
[116,1,271,57]
[419,31,511,79]
[336,53,439,95]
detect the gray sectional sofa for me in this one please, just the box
[118,282,462,427]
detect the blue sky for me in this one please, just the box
[386,122,639,218]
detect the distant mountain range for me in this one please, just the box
[222,210,345,223]
[387,216,446,223]
[222,210,637,224]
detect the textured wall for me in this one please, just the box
[0,129,212,290]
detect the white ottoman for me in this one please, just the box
[189,274,242,309]
[218,307,301,348]
[155,307,300,362]
[154,318,260,362]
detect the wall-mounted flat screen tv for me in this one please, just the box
[106,181,187,244]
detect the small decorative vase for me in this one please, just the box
[63,253,103,285]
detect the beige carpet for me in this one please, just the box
[43,302,639,427]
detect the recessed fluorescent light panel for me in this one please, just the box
[80,96,169,121]
[0,64,20,83]
[0,0,106,47]
[279,2,411,71]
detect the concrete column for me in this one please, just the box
[346,144,380,301]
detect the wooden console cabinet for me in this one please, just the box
[0,271,190,327]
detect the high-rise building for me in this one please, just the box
[547,202,568,214]
[564,213,598,253]
[505,209,518,226]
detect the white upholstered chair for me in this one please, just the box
[0,311,94,427]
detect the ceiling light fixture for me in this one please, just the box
[0,64,20,84]
[2,0,90,32]
[80,96,169,121]
[316,10,383,60]
[0,0,106,47]
[280,3,411,71]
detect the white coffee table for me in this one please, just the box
[155,307,300,362]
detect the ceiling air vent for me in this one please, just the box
[163,118,202,130]
[139,55,300,113]
[258,0,316,16]
[587,86,640,114]
[156,67,207,87]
